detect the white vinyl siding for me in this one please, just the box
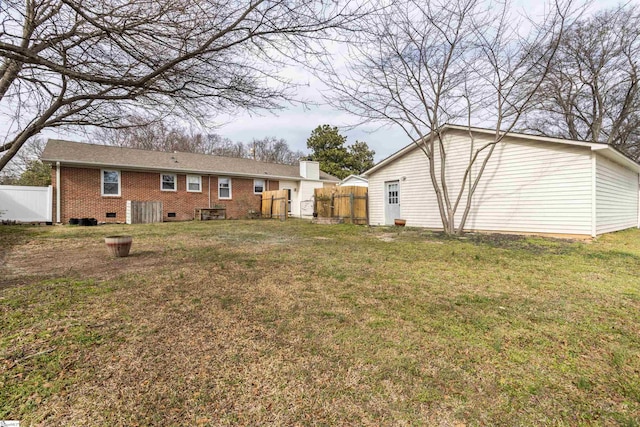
[368,130,594,235]
[595,155,639,235]
[298,180,325,217]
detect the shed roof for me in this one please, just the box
[42,139,339,182]
[340,174,368,184]
[364,124,640,176]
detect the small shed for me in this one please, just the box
[339,175,368,187]
[364,125,640,237]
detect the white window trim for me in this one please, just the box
[253,178,265,195]
[101,169,121,197]
[161,173,177,192]
[187,175,202,193]
[218,176,232,200]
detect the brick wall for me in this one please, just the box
[53,165,279,223]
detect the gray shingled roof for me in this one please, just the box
[42,139,339,181]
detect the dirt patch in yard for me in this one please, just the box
[1,238,163,289]
[376,233,396,242]
[0,230,285,290]
[0,226,298,291]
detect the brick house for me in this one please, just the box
[41,140,339,224]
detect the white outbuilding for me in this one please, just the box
[364,125,640,237]
[339,174,368,187]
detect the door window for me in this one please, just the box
[388,183,399,204]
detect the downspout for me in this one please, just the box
[56,161,61,223]
[208,175,211,208]
[591,152,597,237]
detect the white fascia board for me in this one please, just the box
[444,124,597,149]
[364,124,640,177]
[341,175,368,183]
[300,178,338,184]
[363,142,421,176]
[590,146,640,173]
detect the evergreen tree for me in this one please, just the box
[16,160,51,186]
[306,125,375,179]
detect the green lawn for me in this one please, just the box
[1,220,639,426]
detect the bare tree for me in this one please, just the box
[320,0,576,234]
[205,134,248,158]
[249,136,305,165]
[95,116,308,163]
[0,0,361,171]
[94,115,222,154]
[524,4,640,160]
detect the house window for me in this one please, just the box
[161,173,177,191]
[254,179,265,194]
[187,175,202,192]
[102,169,120,196]
[218,177,231,199]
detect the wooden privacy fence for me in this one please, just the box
[261,189,288,220]
[126,201,163,224]
[314,186,368,225]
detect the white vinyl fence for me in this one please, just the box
[0,185,52,222]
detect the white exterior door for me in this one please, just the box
[384,180,400,225]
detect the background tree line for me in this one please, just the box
[524,3,640,161]
[94,118,374,179]
[1,117,375,184]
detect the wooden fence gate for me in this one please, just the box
[261,189,288,220]
[314,186,368,225]
[126,201,163,224]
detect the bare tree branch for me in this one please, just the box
[318,0,578,234]
[524,3,640,160]
[0,0,366,170]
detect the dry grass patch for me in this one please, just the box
[1,221,639,425]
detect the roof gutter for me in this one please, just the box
[444,124,597,148]
[56,161,61,223]
[363,124,640,176]
[590,146,640,173]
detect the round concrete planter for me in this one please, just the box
[105,235,133,257]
